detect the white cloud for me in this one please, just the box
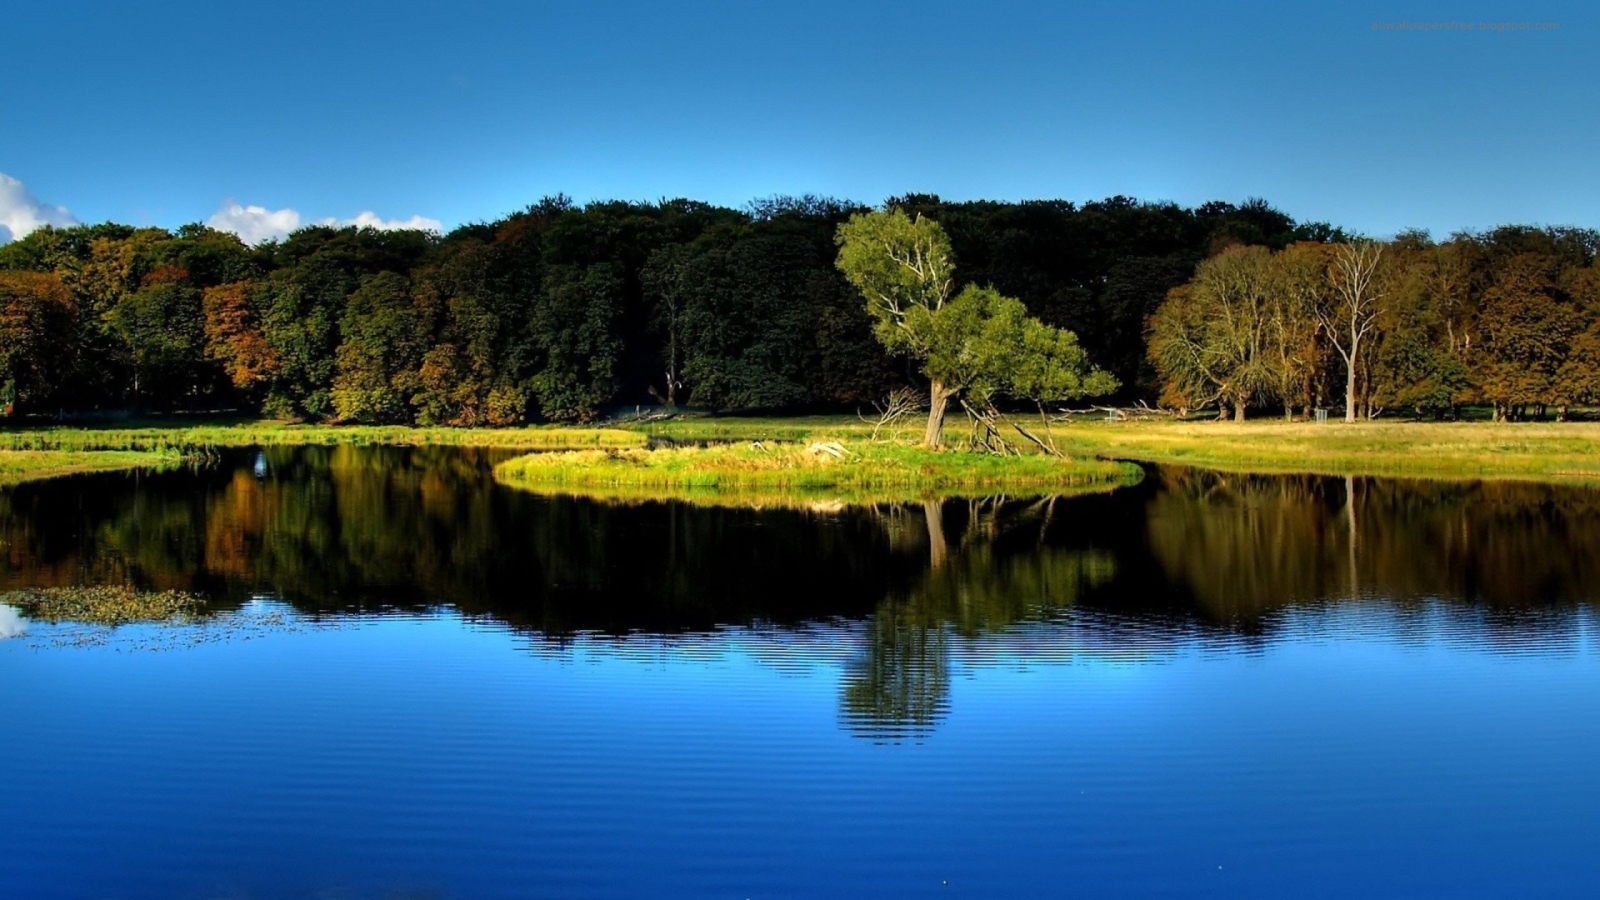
[207,201,442,245]
[338,211,444,233]
[207,202,305,246]
[0,172,76,244]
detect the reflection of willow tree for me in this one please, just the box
[840,606,951,741]
[1146,468,1600,620]
[841,497,1117,741]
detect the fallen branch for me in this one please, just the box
[857,387,927,441]
[1053,401,1180,422]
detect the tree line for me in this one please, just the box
[1149,227,1600,421]
[6,190,1588,425]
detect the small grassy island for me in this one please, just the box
[493,439,1141,506]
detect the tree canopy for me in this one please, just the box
[3,191,1593,425]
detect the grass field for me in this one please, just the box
[0,421,645,453]
[8,413,1600,489]
[495,440,1141,507]
[621,415,1600,483]
[0,421,645,485]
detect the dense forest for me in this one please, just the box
[1150,227,1600,422]
[1,192,1594,423]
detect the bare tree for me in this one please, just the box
[1318,241,1388,422]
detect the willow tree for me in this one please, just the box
[835,209,957,445]
[836,210,1114,447]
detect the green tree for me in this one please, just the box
[837,208,1114,448]
[533,263,623,422]
[104,266,208,407]
[834,209,961,445]
[332,272,422,423]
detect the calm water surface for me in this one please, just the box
[2,447,1598,898]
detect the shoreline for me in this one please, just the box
[8,416,1600,488]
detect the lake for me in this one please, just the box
[2,446,1598,898]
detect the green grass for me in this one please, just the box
[623,414,885,443]
[0,420,644,486]
[620,414,1600,484]
[0,421,647,454]
[0,449,184,486]
[1041,419,1600,482]
[494,439,1142,507]
[14,411,1600,490]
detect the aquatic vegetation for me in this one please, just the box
[494,439,1141,506]
[2,586,205,626]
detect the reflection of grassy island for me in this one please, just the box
[494,440,1141,506]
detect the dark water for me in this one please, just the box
[2,447,1598,898]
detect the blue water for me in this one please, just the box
[2,452,1599,898]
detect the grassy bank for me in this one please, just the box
[495,440,1141,507]
[0,421,646,453]
[1044,420,1600,482]
[618,415,1600,483]
[0,449,184,486]
[0,421,645,485]
[12,413,1600,489]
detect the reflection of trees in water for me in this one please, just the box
[1146,468,1600,619]
[840,609,951,741]
[9,452,1600,738]
[841,497,1119,741]
[0,446,918,629]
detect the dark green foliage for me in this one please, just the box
[533,263,623,422]
[333,272,422,424]
[9,192,1597,425]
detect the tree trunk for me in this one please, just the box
[923,382,951,448]
[1283,406,1294,423]
[1233,398,1246,422]
[1343,362,1357,423]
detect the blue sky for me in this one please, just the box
[2,0,1595,243]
